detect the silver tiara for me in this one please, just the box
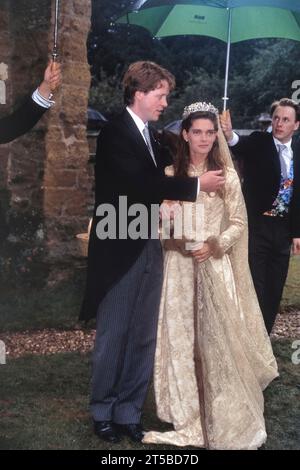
[182,102,219,119]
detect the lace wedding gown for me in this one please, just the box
[143,164,278,450]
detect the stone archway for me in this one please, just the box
[0,0,92,285]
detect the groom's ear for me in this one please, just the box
[135,90,145,102]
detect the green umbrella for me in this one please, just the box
[118,0,300,110]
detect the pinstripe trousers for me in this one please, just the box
[90,239,163,424]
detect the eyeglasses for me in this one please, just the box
[190,129,217,137]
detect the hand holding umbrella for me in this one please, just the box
[38,0,62,100]
[220,109,234,142]
[38,61,62,100]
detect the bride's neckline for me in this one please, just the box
[189,161,206,174]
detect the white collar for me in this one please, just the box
[273,136,292,151]
[126,106,147,133]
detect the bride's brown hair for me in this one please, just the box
[174,111,226,190]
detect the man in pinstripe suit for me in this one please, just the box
[80,61,225,443]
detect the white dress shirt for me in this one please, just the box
[31,88,55,109]
[126,106,148,144]
[228,132,239,147]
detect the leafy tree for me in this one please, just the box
[89,69,123,118]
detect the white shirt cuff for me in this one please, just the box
[32,88,55,109]
[228,132,239,147]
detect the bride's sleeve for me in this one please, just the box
[206,169,247,257]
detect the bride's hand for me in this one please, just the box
[190,242,212,263]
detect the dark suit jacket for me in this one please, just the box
[0,96,47,144]
[80,109,198,321]
[231,131,300,238]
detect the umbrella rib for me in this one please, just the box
[152,5,176,37]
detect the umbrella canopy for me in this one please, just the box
[123,1,300,42]
[118,0,300,109]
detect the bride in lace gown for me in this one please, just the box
[143,103,278,450]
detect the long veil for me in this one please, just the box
[217,114,277,383]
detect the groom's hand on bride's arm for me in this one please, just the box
[38,61,62,99]
[292,238,300,255]
[199,170,225,193]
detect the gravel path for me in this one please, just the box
[1,310,299,359]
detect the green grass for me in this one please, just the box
[0,273,88,332]
[264,340,300,450]
[0,340,299,450]
[282,255,300,307]
[0,352,172,450]
[0,257,299,450]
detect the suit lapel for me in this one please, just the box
[149,126,160,158]
[268,134,281,177]
[292,136,300,184]
[121,110,158,169]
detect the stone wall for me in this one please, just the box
[0,0,92,286]
[0,0,10,254]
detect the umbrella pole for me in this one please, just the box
[52,0,60,62]
[223,8,232,112]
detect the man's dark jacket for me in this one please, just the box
[0,96,46,144]
[80,110,198,321]
[231,131,300,238]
